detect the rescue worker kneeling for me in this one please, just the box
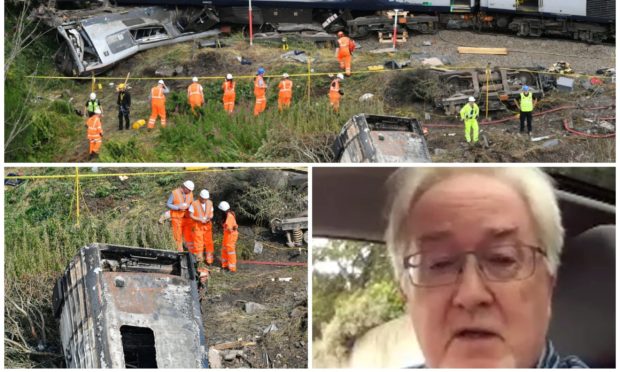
[86,108,104,159]
[459,96,480,144]
[218,201,238,272]
[189,189,214,264]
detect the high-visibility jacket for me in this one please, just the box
[170,188,193,219]
[86,99,101,113]
[151,86,166,103]
[520,92,533,112]
[188,83,204,100]
[86,115,103,140]
[460,103,479,120]
[338,36,352,56]
[254,76,266,97]
[329,79,341,98]
[190,199,213,222]
[278,79,293,98]
[223,211,238,236]
[223,81,235,96]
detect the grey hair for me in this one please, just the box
[384,167,564,283]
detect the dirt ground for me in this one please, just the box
[201,227,308,368]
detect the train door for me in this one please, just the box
[515,0,540,13]
[450,0,475,12]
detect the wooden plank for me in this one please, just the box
[457,47,508,55]
[212,341,257,350]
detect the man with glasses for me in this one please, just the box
[384,168,587,368]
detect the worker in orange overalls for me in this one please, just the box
[218,201,238,272]
[187,76,204,116]
[329,73,344,112]
[336,31,354,76]
[189,189,214,264]
[278,73,293,111]
[254,67,267,116]
[148,79,170,129]
[167,180,194,252]
[86,108,104,160]
[222,74,236,114]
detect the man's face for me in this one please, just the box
[181,186,190,194]
[404,174,554,368]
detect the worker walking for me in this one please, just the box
[117,83,131,130]
[187,76,205,116]
[336,31,354,76]
[189,189,214,264]
[278,73,293,111]
[254,67,267,116]
[85,92,102,118]
[167,180,194,252]
[222,74,236,114]
[460,96,480,144]
[148,79,169,129]
[514,85,537,136]
[86,108,103,159]
[218,201,238,272]
[329,73,344,112]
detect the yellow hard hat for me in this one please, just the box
[118,83,126,90]
[132,119,146,130]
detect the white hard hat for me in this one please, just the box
[468,96,476,102]
[183,180,195,191]
[283,73,289,78]
[158,79,165,85]
[226,73,233,80]
[192,76,198,82]
[90,92,96,100]
[218,201,230,212]
[337,73,344,80]
[199,189,210,199]
[94,108,102,114]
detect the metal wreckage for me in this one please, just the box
[52,244,209,368]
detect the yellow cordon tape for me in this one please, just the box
[4,167,306,180]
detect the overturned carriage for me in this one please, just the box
[52,243,208,368]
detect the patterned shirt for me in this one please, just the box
[412,339,588,368]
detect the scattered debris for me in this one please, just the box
[278,277,293,282]
[263,322,279,335]
[549,61,574,74]
[198,39,225,48]
[422,40,432,46]
[4,173,25,187]
[556,77,575,92]
[457,47,508,55]
[359,93,375,102]
[597,121,615,132]
[531,135,553,142]
[384,60,410,69]
[542,139,560,149]
[224,350,244,362]
[424,112,431,120]
[421,57,443,67]
[245,302,268,314]
[254,241,264,254]
[280,50,313,64]
[208,348,223,368]
[237,56,253,65]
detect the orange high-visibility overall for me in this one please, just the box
[187,82,204,112]
[329,79,341,112]
[222,81,236,113]
[148,85,166,128]
[278,79,293,111]
[221,211,238,272]
[170,188,193,252]
[86,115,103,154]
[254,75,267,116]
[337,36,352,76]
[190,199,214,263]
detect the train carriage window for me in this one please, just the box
[120,325,157,368]
[130,27,169,43]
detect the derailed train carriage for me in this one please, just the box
[52,244,208,368]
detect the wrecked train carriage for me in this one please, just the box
[52,244,208,368]
[333,114,431,163]
[52,6,220,76]
[270,217,308,247]
[437,66,549,116]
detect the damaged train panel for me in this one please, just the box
[50,6,220,76]
[52,244,208,368]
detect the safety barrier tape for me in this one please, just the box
[4,166,306,180]
[237,260,307,267]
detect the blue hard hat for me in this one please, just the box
[523,85,529,91]
[257,67,265,75]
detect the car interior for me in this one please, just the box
[312,167,615,368]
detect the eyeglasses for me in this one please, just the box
[403,244,546,287]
